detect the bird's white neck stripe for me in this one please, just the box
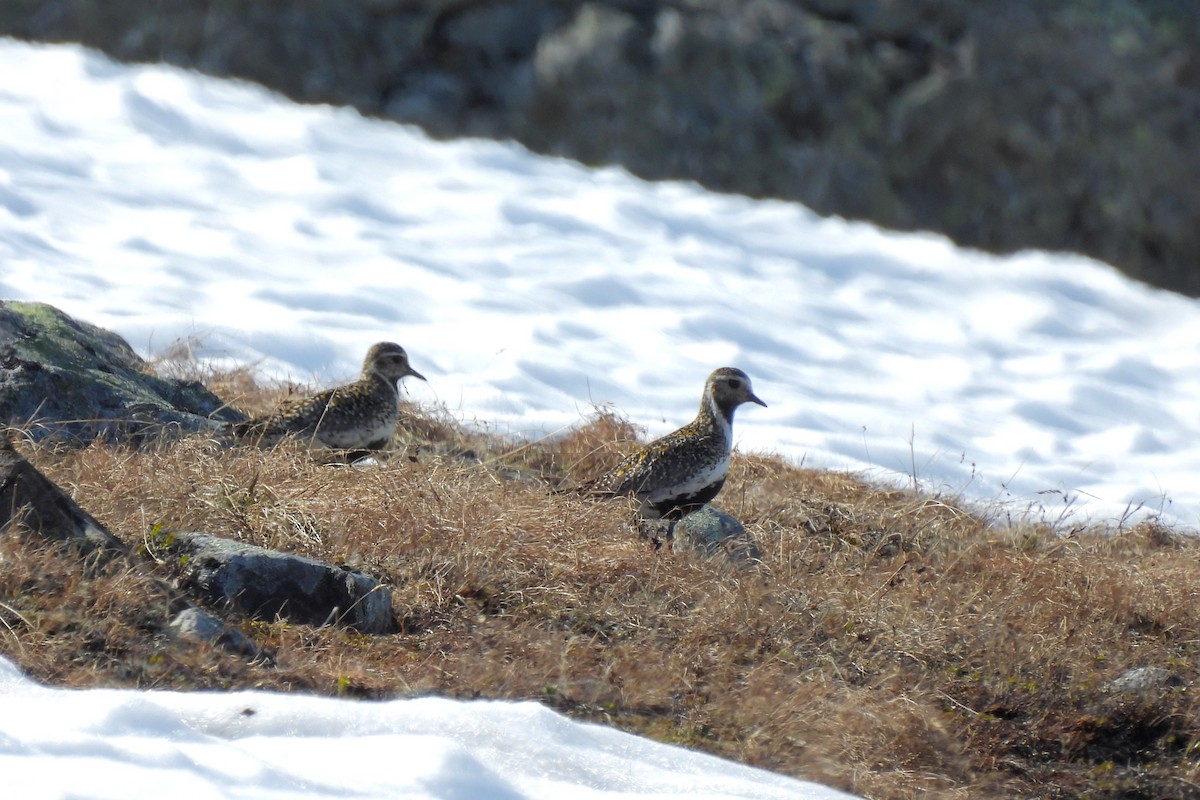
[706,392,732,443]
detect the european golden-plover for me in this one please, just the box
[592,366,766,541]
[234,341,426,451]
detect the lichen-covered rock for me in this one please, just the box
[156,530,396,635]
[0,301,242,444]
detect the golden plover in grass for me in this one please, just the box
[590,366,766,543]
[233,341,426,451]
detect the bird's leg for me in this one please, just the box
[663,517,678,549]
[642,518,675,550]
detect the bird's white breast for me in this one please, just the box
[646,454,730,504]
[319,415,396,448]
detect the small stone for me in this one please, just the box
[672,505,762,566]
[1105,666,1183,694]
[169,607,271,663]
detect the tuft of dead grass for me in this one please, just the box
[1,355,1197,800]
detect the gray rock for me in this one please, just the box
[0,301,243,444]
[169,606,272,663]
[157,531,396,634]
[1105,666,1184,694]
[0,436,128,555]
[672,505,762,566]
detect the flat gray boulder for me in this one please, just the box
[0,300,242,444]
[157,530,396,635]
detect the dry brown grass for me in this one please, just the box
[2,357,1198,800]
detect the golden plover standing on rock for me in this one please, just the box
[234,342,426,451]
[591,366,766,543]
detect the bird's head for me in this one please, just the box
[364,342,426,384]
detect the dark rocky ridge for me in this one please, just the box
[4,0,1198,294]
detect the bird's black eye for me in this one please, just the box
[727,378,742,390]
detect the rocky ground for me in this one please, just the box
[4,0,1198,295]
